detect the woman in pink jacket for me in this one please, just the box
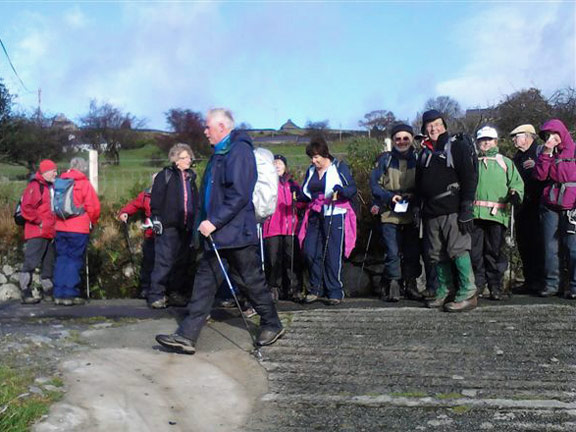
[534,119,576,299]
[263,155,303,302]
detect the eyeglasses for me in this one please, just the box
[512,133,526,140]
[394,137,411,143]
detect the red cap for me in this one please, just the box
[39,159,57,174]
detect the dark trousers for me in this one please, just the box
[264,235,301,298]
[302,212,345,300]
[140,237,155,293]
[422,233,438,293]
[148,227,193,303]
[21,238,55,280]
[470,220,507,292]
[515,206,544,290]
[380,223,421,281]
[53,232,89,299]
[177,244,282,342]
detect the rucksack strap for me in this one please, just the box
[479,154,508,173]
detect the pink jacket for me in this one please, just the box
[534,119,576,210]
[298,195,357,258]
[263,178,303,238]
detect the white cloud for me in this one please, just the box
[436,2,575,108]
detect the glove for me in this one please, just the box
[141,218,153,230]
[290,184,300,195]
[333,185,344,196]
[152,218,163,236]
[508,191,522,207]
[458,201,474,235]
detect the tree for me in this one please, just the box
[159,108,210,157]
[0,79,13,125]
[358,110,396,138]
[79,100,145,165]
[550,87,576,129]
[424,96,462,121]
[305,119,330,131]
[496,88,552,134]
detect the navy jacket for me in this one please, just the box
[150,165,198,231]
[202,130,259,250]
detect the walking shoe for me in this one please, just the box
[72,297,86,305]
[425,296,447,309]
[421,289,436,299]
[256,327,285,347]
[148,297,167,309]
[444,296,478,313]
[383,280,401,302]
[404,279,422,301]
[43,291,54,302]
[54,298,73,306]
[217,299,237,309]
[167,292,188,307]
[539,288,559,297]
[566,293,576,300]
[303,294,319,304]
[155,334,196,354]
[20,290,40,304]
[243,307,258,319]
[324,298,342,306]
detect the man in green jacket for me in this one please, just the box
[471,126,524,300]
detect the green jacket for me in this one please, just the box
[473,147,524,227]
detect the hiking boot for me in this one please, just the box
[167,292,188,307]
[148,297,167,309]
[243,307,258,319]
[43,291,54,302]
[217,299,237,309]
[72,297,86,305]
[303,294,319,304]
[324,298,342,306]
[444,296,478,313]
[21,290,40,305]
[54,298,73,306]
[425,296,448,308]
[256,327,285,347]
[489,287,503,301]
[566,292,576,300]
[404,279,422,300]
[539,288,559,297]
[384,280,401,302]
[270,287,280,303]
[421,288,436,299]
[155,334,196,354]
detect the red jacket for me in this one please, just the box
[119,190,154,239]
[55,170,101,234]
[21,172,56,240]
[263,177,302,238]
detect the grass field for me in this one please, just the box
[0,140,351,204]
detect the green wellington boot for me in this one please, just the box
[425,261,453,308]
[444,253,477,313]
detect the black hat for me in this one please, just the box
[390,123,414,138]
[274,154,287,166]
[421,109,447,134]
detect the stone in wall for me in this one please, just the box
[0,283,20,301]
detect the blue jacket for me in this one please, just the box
[201,130,258,250]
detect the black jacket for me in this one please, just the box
[513,142,545,211]
[150,165,198,231]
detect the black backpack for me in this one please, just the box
[14,179,45,226]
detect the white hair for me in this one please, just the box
[207,108,235,131]
[70,157,88,173]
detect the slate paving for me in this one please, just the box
[249,304,576,431]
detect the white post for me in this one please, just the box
[88,150,98,193]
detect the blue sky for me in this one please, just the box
[0,1,574,131]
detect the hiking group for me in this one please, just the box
[15,107,576,354]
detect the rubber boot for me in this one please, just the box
[444,254,477,312]
[425,262,452,308]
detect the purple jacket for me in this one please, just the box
[534,119,576,210]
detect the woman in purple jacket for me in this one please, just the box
[534,119,576,299]
[263,155,303,302]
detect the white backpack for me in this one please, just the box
[253,147,278,222]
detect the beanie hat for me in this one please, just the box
[421,109,447,134]
[390,123,414,139]
[274,154,288,166]
[39,159,57,174]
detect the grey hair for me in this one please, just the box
[70,157,88,173]
[168,143,194,163]
[207,108,235,130]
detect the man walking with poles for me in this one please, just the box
[156,108,284,354]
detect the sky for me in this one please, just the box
[0,0,574,131]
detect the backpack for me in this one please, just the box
[14,179,44,226]
[52,178,85,219]
[252,147,278,222]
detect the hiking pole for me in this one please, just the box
[356,225,374,293]
[122,221,136,268]
[506,205,515,297]
[208,235,262,360]
[85,252,90,301]
[290,192,297,277]
[319,192,338,288]
[257,223,265,272]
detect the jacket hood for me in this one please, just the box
[34,171,51,185]
[61,169,88,181]
[231,129,254,149]
[540,119,574,154]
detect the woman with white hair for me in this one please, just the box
[53,157,101,306]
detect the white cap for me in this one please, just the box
[476,126,498,140]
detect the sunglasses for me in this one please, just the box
[394,136,411,143]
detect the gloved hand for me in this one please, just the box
[141,218,153,230]
[458,201,474,235]
[508,191,522,207]
[370,205,380,215]
[333,185,344,196]
[290,184,300,195]
[152,218,163,236]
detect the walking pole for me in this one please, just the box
[85,252,90,300]
[320,192,338,288]
[506,205,515,298]
[208,235,262,360]
[290,192,297,277]
[258,223,265,272]
[356,227,373,292]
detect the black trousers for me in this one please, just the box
[177,244,282,343]
[470,219,507,292]
[140,237,155,293]
[264,235,301,298]
[515,206,544,290]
